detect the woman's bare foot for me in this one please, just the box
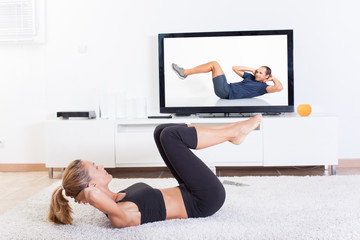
[229,114,262,145]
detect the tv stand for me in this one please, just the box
[114,114,337,174]
[45,114,338,178]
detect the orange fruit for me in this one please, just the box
[297,104,312,117]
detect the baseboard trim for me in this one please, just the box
[338,158,360,168]
[1,159,359,172]
[0,164,61,172]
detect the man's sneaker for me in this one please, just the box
[172,63,187,79]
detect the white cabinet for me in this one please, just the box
[45,120,116,177]
[262,116,338,166]
[45,114,338,178]
[114,115,338,171]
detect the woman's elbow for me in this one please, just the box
[111,221,126,228]
[109,216,132,228]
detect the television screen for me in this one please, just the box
[158,30,294,115]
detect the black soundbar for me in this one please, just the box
[57,111,96,120]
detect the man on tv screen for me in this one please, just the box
[172,61,283,99]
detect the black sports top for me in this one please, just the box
[115,182,166,224]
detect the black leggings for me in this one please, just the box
[153,124,226,218]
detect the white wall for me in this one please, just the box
[0,0,359,163]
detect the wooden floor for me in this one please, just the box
[0,171,59,215]
[1,161,359,215]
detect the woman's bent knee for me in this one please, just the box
[154,124,166,135]
[159,127,179,144]
[154,124,182,140]
[154,124,167,140]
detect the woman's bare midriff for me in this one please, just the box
[115,186,188,221]
[160,186,188,220]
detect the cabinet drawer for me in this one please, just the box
[115,124,165,167]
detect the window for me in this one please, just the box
[0,0,45,43]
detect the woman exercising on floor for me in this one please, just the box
[49,114,262,228]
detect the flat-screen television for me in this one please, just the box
[158,29,294,116]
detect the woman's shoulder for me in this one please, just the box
[115,192,126,202]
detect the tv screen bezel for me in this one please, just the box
[158,29,294,115]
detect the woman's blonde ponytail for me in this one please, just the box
[48,159,91,225]
[48,185,73,224]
